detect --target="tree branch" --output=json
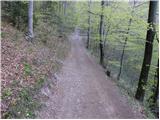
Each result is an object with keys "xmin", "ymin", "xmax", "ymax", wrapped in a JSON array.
[
  {"xmin": 134, "ymin": 2, "xmax": 148, "ymax": 8},
  {"xmin": 88, "ymin": 10, "xmax": 100, "ymax": 16}
]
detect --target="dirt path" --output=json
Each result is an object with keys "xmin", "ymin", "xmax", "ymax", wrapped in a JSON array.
[{"xmin": 36, "ymin": 30, "xmax": 143, "ymax": 119}]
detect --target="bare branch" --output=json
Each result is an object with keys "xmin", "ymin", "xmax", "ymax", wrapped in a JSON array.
[
  {"xmin": 88, "ymin": 10, "xmax": 100, "ymax": 16},
  {"xmin": 134, "ymin": 2, "xmax": 148, "ymax": 8}
]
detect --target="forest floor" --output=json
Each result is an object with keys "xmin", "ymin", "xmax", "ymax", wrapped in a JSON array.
[
  {"xmin": 35, "ymin": 29, "xmax": 145, "ymax": 119},
  {"xmin": 1, "ymin": 22, "xmax": 69, "ymax": 118}
]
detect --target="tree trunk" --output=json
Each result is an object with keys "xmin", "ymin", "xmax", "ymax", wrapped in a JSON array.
[
  {"xmin": 86, "ymin": 0, "xmax": 91, "ymax": 49},
  {"xmin": 99, "ymin": 0, "xmax": 104, "ymax": 65},
  {"xmin": 28, "ymin": 0, "xmax": 34, "ymax": 39},
  {"xmin": 117, "ymin": 1, "xmax": 136, "ymax": 80},
  {"xmin": 149, "ymin": 59, "xmax": 159, "ymax": 104},
  {"xmin": 153, "ymin": 59, "xmax": 159, "ymax": 105},
  {"xmin": 147, "ymin": 59, "xmax": 159, "ymax": 117},
  {"xmin": 63, "ymin": 1, "xmax": 67, "ymax": 17},
  {"xmin": 154, "ymin": 60, "xmax": 159, "ymax": 118},
  {"xmin": 117, "ymin": 18, "xmax": 132, "ymax": 80},
  {"xmin": 135, "ymin": 1, "xmax": 158, "ymax": 101}
]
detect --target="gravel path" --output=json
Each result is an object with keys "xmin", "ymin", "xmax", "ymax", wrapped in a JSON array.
[{"xmin": 36, "ymin": 30, "xmax": 143, "ymax": 119}]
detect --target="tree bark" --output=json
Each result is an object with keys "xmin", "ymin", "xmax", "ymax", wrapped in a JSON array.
[
  {"xmin": 99, "ymin": 0, "xmax": 104, "ymax": 65},
  {"xmin": 28, "ymin": 0, "xmax": 34, "ymax": 39},
  {"xmin": 135, "ymin": 1, "xmax": 158, "ymax": 101},
  {"xmin": 87, "ymin": 0, "xmax": 91, "ymax": 49}
]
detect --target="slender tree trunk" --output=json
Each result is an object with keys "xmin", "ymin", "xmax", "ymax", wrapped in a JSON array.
[
  {"xmin": 63, "ymin": 1, "xmax": 67, "ymax": 17},
  {"xmin": 28, "ymin": 0, "xmax": 34, "ymax": 38},
  {"xmin": 155, "ymin": 78, "xmax": 159, "ymax": 118},
  {"xmin": 117, "ymin": 1, "xmax": 136, "ymax": 80},
  {"xmin": 99, "ymin": 0, "xmax": 104, "ymax": 65},
  {"xmin": 135, "ymin": 1, "xmax": 158, "ymax": 101},
  {"xmin": 87, "ymin": 0, "xmax": 91, "ymax": 49},
  {"xmin": 62, "ymin": 1, "xmax": 67, "ymax": 32},
  {"xmin": 147, "ymin": 59, "xmax": 159, "ymax": 117},
  {"xmin": 150, "ymin": 59, "xmax": 159, "ymax": 102},
  {"xmin": 103, "ymin": 23, "xmax": 106, "ymax": 45},
  {"xmin": 58, "ymin": 2, "xmax": 61, "ymax": 14},
  {"xmin": 153, "ymin": 59, "xmax": 159, "ymax": 105},
  {"xmin": 117, "ymin": 18, "xmax": 132, "ymax": 80}
]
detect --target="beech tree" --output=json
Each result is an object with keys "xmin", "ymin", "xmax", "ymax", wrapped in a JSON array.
[{"xmin": 135, "ymin": 1, "xmax": 158, "ymax": 101}]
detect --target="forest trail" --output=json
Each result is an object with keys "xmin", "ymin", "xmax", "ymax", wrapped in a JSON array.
[{"xmin": 36, "ymin": 29, "xmax": 143, "ymax": 119}]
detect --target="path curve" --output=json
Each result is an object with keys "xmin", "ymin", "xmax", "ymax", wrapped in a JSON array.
[{"xmin": 36, "ymin": 30, "xmax": 143, "ymax": 119}]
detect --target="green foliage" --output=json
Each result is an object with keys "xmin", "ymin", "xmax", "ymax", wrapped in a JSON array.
[
  {"xmin": 35, "ymin": 78, "xmax": 45, "ymax": 89},
  {"xmin": 2, "ymin": 1, "xmax": 72, "ymax": 119},
  {"xmin": 1, "ymin": 32, "xmax": 7, "ymax": 38},
  {"xmin": 1, "ymin": 1, "xmax": 158, "ymax": 118},
  {"xmin": 4, "ymin": 88, "xmax": 39, "ymax": 118},
  {"xmin": 2, "ymin": 1, "xmax": 28, "ymax": 30},
  {"xmin": 75, "ymin": 1, "xmax": 158, "ymax": 118},
  {"xmin": 2, "ymin": 88, "xmax": 12, "ymax": 99},
  {"xmin": 3, "ymin": 77, "xmax": 47, "ymax": 119},
  {"xmin": 23, "ymin": 62, "xmax": 32, "ymax": 76}
]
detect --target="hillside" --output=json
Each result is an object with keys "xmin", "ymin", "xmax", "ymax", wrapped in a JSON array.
[{"xmin": 1, "ymin": 22, "xmax": 70, "ymax": 118}]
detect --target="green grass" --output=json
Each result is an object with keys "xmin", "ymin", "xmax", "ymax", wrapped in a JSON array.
[
  {"xmin": 1, "ymin": 32, "xmax": 7, "ymax": 38},
  {"xmin": 23, "ymin": 62, "xmax": 32, "ymax": 76},
  {"xmin": 2, "ymin": 88, "xmax": 12, "ymax": 100},
  {"xmin": 3, "ymin": 77, "xmax": 46, "ymax": 119}
]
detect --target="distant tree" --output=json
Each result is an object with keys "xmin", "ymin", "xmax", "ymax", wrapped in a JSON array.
[
  {"xmin": 28, "ymin": 0, "xmax": 34, "ymax": 39},
  {"xmin": 148, "ymin": 58, "xmax": 159, "ymax": 117},
  {"xmin": 117, "ymin": 1, "xmax": 135, "ymax": 80},
  {"xmin": 86, "ymin": 0, "xmax": 91, "ymax": 49},
  {"xmin": 135, "ymin": 1, "xmax": 158, "ymax": 101},
  {"xmin": 63, "ymin": 1, "xmax": 67, "ymax": 17},
  {"xmin": 2, "ymin": 1, "xmax": 28, "ymax": 30},
  {"xmin": 153, "ymin": 59, "xmax": 159, "ymax": 117},
  {"xmin": 99, "ymin": 0, "xmax": 105, "ymax": 65}
]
